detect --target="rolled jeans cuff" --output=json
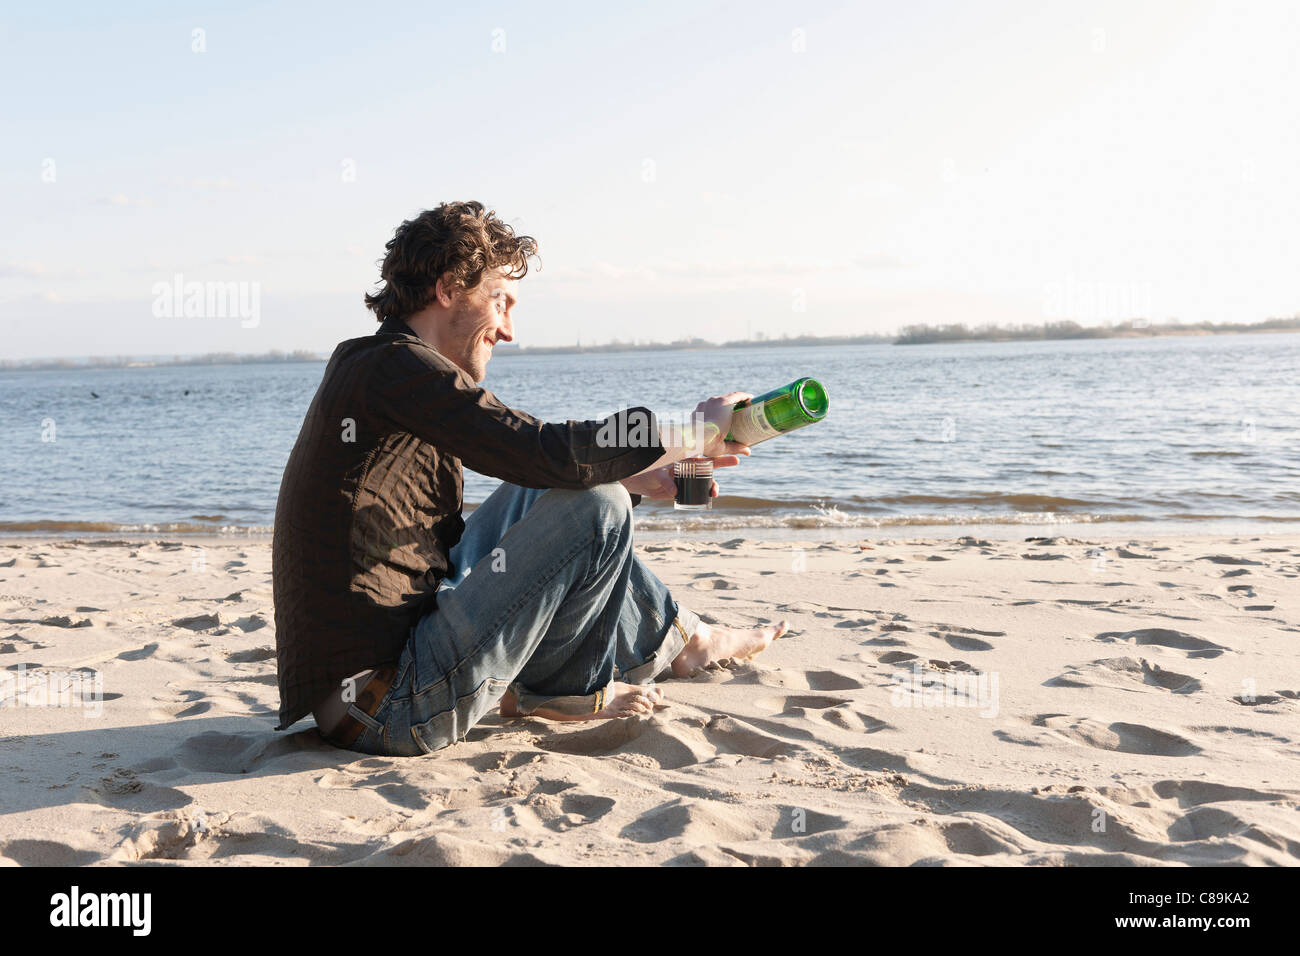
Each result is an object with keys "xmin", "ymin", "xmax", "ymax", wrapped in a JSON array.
[{"xmin": 507, "ymin": 605, "xmax": 701, "ymax": 715}]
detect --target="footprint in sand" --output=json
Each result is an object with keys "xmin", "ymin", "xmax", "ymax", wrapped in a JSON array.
[
  {"xmin": 1098, "ymin": 779, "xmax": 1291, "ymax": 847},
  {"xmin": 0, "ymin": 839, "xmax": 100, "ymax": 866},
  {"xmin": 701, "ymin": 714, "xmax": 805, "ymax": 759},
  {"xmin": 877, "ymin": 650, "xmax": 919, "ymax": 665},
  {"xmin": 747, "ymin": 666, "xmax": 865, "ymax": 692},
  {"xmin": 930, "ymin": 624, "xmax": 1004, "ymax": 652},
  {"xmin": 755, "ymin": 693, "xmax": 852, "ymax": 713},
  {"xmin": 172, "ymin": 613, "xmax": 221, "ymax": 631},
  {"xmin": 861, "ymin": 634, "xmax": 909, "ymax": 647},
  {"xmin": 1, "ymin": 634, "xmax": 49, "ymax": 652},
  {"xmin": 316, "ymin": 768, "xmax": 431, "ymax": 810},
  {"xmin": 174, "ymin": 730, "xmax": 333, "ymax": 774},
  {"xmin": 766, "ymin": 807, "xmax": 850, "ymax": 841},
  {"xmin": 924, "ymin": 659, "xmax": 980, "ymax": 673},
  {"xmin": 109, "ymin": 809, "xmax": 240, "ymax": 863},
  {"xmin": 1116, "ymin": 548, "xmax": 1156, "ymax": 559},
  {"xmin": 534, "ymin": 717, "xmax": 705, "ymax": 771},
  {"xmin": 1142, "ymin": 780, "xmax": 1290, "ymax": 808},
  {"xmin": 1095, "ymin": 627, "xmax": 1228, "ymax": 659},
  {"xmin": 82, "ymin": 769, "xmax": 192, "ymax": 815},
  {"xmin": 228, "ymin": 671, "xmax": 277, "ymax": 686},
  {"xmin": 691, "ymin": 576, "xmax": 739, "ymax": 590},
  {"xmin": 752, "ymin": 693, "xmax": 890, "ymax": 733},
  {"xmin": 228, "ymin": 614, "xmax": 271, "ymax": 632},
  {"xmin": 1189, "ymin": 724, "xmax": 1292, "ymax": 744},
  {"xmin": 805, "ymin": 669, "xmax": 866, "ymax": 691},
  {"xmin": 821, "ymin": 708, "xmax": 891, "ymax": 732},
  {"xmin": 620, "ymin": 799, "xmax": 765, "ymax": 844},
  {"xmin": 225, "ymin": 646, "xmax": 275, "ymax": 664},
  {"xmin": 150, "ymin": 699, "xmax": 216, "ymax": 720},
  {"xmin": 1025, "ymin": 715, "xmax": 1201, "ymax": 757},
  {"xmin": 555, "ymin": 791, "xmax": 617, "ymax": 824},
  {"xmin": 34, "ymin": 615, "xmax": 93, "ymax": 628},
  {"xmin": 1045, "ymin": 657, "xmax": 1203, "ymax": 694},
  {"xmin": 1230, "ymin": 694, "xmax": 1288, "ymax": 707}
]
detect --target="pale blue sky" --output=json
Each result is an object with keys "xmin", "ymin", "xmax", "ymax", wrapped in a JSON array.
[{"xmin": 2, "ymin": 0, "xmax": 1297, "ymax": 359}]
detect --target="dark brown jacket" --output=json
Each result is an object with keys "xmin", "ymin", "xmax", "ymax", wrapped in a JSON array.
[{"xmin": 272, "ymin": 318, "xmax": 663, "ymax": 729}]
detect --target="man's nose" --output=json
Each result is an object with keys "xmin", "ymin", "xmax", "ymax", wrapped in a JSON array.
[{"xmin": 500, "ymin": 313, "xmax": 514, "ymax": 342}]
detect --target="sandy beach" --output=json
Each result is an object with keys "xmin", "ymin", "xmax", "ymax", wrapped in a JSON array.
[{"xmin": 1, "ymin": 532, "xmax": 1297, "ymax": 866}]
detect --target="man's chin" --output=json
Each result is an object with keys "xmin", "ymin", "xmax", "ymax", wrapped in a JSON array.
[{"xmin": 449, "ymin": 352, "xmax": 487, "ymax": 382}]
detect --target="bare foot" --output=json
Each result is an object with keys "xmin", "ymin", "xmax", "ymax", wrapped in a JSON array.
[
  {"xmin": 670, "ymin": 619, "xmax": 788, "ymax": 678},
  {"xmin": 499, "ymin": 682, "xmax": 665, "ymax": 721}
]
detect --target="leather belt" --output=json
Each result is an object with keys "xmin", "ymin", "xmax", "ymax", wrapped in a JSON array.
[{"xmin": 323, "ymin": 665, "xmax": 398, "ymax": 749}]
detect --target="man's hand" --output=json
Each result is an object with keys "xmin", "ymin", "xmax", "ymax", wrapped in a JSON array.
[
  {"xmin": 630, "ymin": 391, "xmax": 753, "ymax": 480},
  {"xmin": 620, "ymin": 453, "xmax": 747, "ymax": 500},
  {"xmin": 694, "ymin": 392, "xmax": 753, "ymax": 459}
]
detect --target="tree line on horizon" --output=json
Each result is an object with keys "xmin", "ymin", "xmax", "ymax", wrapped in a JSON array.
[
  {"xmin": 893, "ymin": 315, "xmax": 1300, "ymax": 345},
  {"xmin": 0, "ymin": 349, "xmax": 323, "ymax": 371},
  {"xmin": 4, "ymin": 316, "xmax": 1297, "ymax": 370}
]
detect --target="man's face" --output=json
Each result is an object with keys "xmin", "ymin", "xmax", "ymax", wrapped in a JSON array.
[{"xmin": 443, "ymin": 268, "xmax": 518, "ymax": 383}]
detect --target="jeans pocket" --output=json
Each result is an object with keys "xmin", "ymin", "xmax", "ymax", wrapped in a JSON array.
[
  {"xmin": 410, "ymin": 677, "xmax": 511, "ymax": 754},
  {"xmin": 352, "ymin": 723, "xmax": 383, "ymax": 755}
]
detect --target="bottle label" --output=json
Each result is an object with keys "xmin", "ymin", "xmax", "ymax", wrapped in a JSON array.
[{"xmin": 728, "ymin": 403, "xmax": 780, "ymax": 445}]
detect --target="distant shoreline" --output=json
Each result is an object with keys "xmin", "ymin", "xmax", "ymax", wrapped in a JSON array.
[{"xmin": 2, "ymin": 317, "xmax": 1296, "ymax": 371}]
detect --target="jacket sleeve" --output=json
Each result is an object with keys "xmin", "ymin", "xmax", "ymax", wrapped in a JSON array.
[{"xmin": 368, "ymin": 340, "xmax": 665, "ymax": 489}]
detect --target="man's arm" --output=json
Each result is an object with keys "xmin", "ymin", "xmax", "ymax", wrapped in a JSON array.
[{"xmin": 368, "ymin": 342, "xmax": 665, "ymax": 488}]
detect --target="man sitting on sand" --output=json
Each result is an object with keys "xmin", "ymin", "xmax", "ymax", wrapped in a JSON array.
[{"xmin": 272, "ymin": 201, "xmax": 787, "ymax": 756}]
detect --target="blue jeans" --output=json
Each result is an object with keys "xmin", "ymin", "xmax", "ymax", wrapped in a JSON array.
[{"xmin": 351, "ymin": 481, "xmax": 701, "ymax": 757}]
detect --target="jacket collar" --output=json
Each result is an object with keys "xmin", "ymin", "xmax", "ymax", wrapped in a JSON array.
[{"xmin": 377, "ymin": 316, "xmax": 418, "ymax": 339}]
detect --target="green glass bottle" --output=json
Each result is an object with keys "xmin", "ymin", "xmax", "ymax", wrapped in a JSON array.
[{"xmin": 725, "ymin": 377, "xmax": 829, "ymax": 446}]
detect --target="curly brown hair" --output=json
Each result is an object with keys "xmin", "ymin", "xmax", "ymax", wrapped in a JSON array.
[{"xmin": 364, "ymin": 201, "xmax": 539, "ymax": 321}]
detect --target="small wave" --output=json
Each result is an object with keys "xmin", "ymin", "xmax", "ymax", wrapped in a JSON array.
[
  {"xmin": 715, "ymin": 494, "xmax": 846, "ymax": 510},
  {"xmin": 658, "ymin": 492, "xmax": 1121, "ymax": 512},
  {"xmin": 1164, "ymin": 513, "xmax": 1300, "ymax": 522},
  {"xmin": 864, "ymin": 492, "xmax": 1103, "ymax": 510},
  {"xmin": 0, "ymin": 520, "xmax": 273, "ymax": 535},
  {"xmin": 631, "ymin": 510, "xmax": 1147, "ymax": 530}
]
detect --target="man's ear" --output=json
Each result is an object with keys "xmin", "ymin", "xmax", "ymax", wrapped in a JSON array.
[{"xmin": 434, "ymin": 274, "xmax": 456, "ymax": 308}]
